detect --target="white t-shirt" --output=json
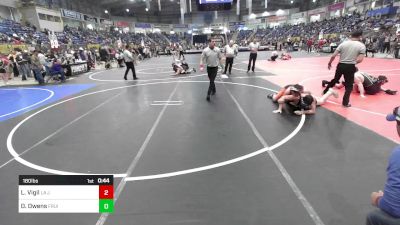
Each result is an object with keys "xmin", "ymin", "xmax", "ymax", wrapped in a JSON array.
[
  {"xmin": 201, "ymin": 47, "xmax": 222, "ymax": 67},
  {"xmin": 249, "ymin": 42, "xmax": 259, "ymax": 53},
  {"xmin": 38, "ymin": 53, "xmax": 47, "ymax": 65},
  {"xmin": 224, "ymin": 45, "xmax": 235, "ymax": 57},
  {"xmin": 123, "ymin": 49, "xmax": 134, "ymax": 62}
]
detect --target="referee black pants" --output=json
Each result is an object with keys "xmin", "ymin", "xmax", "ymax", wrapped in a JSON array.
[
  {"xmin": 224, "ymin": 57, "xmax": 234, "ymax": 74},
  {"xmin": 383, "ymin": 42, "xmax": 390, "ymax": 53},
  {"xmin": 207, "ymin": 66, "xmax": 218, "ymax": 95},
  {"xmin": 248, "ymin": 53, "xmax": 257, "ymax": 72},
  {"xmin": 323, "ymin": 63, "xmax": 356, "ymax": 106},
  {"xmin": 179, "ymin": 51, "xmax": 185, "ymax": 60},
  {"xmin": 124, "ymin": 61, "xmax": 137, "ymax": 79}
]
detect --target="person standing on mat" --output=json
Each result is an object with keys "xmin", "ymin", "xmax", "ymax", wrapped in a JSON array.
[
  {"xmin": 323, "ymin": 30, "xmax": 366, "ymax": 107},
  {"xmin": 366, "ymin": 106, "xmax": 400, "ymax": 225},
  {"xmin": 200, "ymin": 39, "xmax": 222, "ymax": 101},
  {"xmin": 178, "ymin": 44, "xmax": 185, "ymax": 60},
  {"xmin": 123, "ymin": 45, "xmax": 137, "ymax": 80},
  {"xmin": 247, "ymin": 39, "xmax": 259, "ymax": 73},
  {"xmin": 223, "ymin": 40, "xmax": 236, "ymax": 75}
]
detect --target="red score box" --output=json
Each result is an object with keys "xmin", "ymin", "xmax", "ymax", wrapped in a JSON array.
[{"xmin": 99, "ymin": 185, "xmax": 114, "ymax": 199}]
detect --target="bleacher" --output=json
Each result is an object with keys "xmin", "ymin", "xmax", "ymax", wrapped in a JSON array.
[{"xmin": 0, "ymin": 11, "xmax": 398, "ymax": 51}]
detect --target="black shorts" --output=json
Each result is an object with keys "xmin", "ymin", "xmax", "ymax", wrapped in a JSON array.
[
  {"xmin": 365, "ymin": 84, "xmax": 381, "ymax": 95},
  {"xmin": 182, "ymin": 63, "xmax": 189, "ymax": 71},
  {"xmin": 285, "ymin": 102, "xmax": 301, "ymax": 112},
  {"xmin": 173, "ymin": 65, "xmax": 178, "ymax": 72}
]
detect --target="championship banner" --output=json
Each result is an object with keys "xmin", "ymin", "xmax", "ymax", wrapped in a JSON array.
[
  {"xmin": 49, "ymin": 32, "xmax": 59, "ymax": 49},
  {"xmin": 116, "ymin": 21, "xmax": 129, "ymax": 27},
  {"xmin": 135, "ymin": 23, "xmax": 151, "ymax": 28},
  {"xmin": 61, "ymin": 9, "xmax": 82, "ymax": 21},
  {"xmin": 229, "ymin": 21, "xmax": 245, "ymax": 29},
  {"xmin": 266, "ymin": 16, "xmax": 287, "ymax": 22},
  {"xmin": 328, "ymin": 2, "xmax": 345, "ymax": 11},
  {"xmin": 319, "ymin": 30, "xmax": 324, "ymax": 40},
  {"xmin": 0, "ymin": 44, "xmax": 10, "ymax": 54},
  {"xmin": 291, "ymin": 12, "xmax": 306, "ymax": 19},
  {"xmin": 173, "ymin": 24, "xmax": 189, "ymax": 29},
  {"xmin": 153, "ymin": 24, "xmax": 171, "ymax": 29},
  {"xmin": 291, "ymin": 37, "xmax": 301, "ymax": 42},
  {"xmin": 0, "ymin": 44, "xmax": 28, "ymax": 54},
  {"xmin": 100, "ymin": 19, "xmax": 113, "ymax": 26},
  {"xmin": 87, "ymin": 44, "xmax": 100, "ymax": 50},
  {"xmin": 229, "ymin": 21, "xmax": 245, "ymax": 26},
  {"xmin": 83, "ymin": 15, "xmax": 98, "ymax": 23},
  {"xmin": 308, "ymin": 7, "xmax": 327, "ymax": 16},
  {"xmin": 323, "ymin": 33, "xmax": 338, "ymax": 39}
]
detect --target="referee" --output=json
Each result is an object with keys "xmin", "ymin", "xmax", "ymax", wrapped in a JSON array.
[
  {"xmin": 323, "ymin": 30, "xmax": 366, "ymax": 107},
  {"xmin": 123, "ymin": 45, "xmax": 138, "ymax": 80},
  {"xmin": 200, "ymin": 39, "xmax": 222, "ymax": 101},
  {"xmin": 247, "ymin": 39, "xmax": 259, "ymax": 73}
]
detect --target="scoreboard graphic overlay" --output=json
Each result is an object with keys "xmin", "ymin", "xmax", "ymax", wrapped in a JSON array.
[
  {"xmin": 19, "ymin": 175, "xmax": 114, "ymax": 213},
  {"xmin": 199, "ymin": 0, "xmax": 233, "ymax": 3}
]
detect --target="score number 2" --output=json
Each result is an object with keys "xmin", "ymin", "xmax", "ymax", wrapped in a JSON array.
[{"xmin": 99, "ymin": 185, "xmax": 114, "ymax": 199}]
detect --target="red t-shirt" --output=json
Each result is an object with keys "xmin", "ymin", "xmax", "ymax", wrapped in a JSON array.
[{"xmin": 318, "ymin": 40, "xmax": 324, "ymax": 47}]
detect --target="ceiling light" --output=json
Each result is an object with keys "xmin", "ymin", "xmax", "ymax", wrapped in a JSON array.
[
  {"xmin": 126, "ymin": 9, "xmax": 129, "ymax": 12},
  {"xmin": 276, "ymin": 9, "xmax": 284, "ymax": 15},
  {"xmin": 104, "ymin": 10, "xmax": 108, "ymax": 14},
  {"xmin": 262, "ymin": 11, "xmax": 270, "ymax": 16},
  {"xmin": 145, "ymin": 8, "xmax": 149, "ymax": 11},
  {"xmin": 290, "ymin": 0, "xmax": 293, "ymax": 3}
]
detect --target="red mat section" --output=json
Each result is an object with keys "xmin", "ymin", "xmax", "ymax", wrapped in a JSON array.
[{"xmin": 251, "ymin": 57, "xmax": 400, "ymax": 143}]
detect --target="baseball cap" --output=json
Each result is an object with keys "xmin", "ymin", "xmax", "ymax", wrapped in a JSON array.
[{"xmin": 386, "ymin": 106, "xmax": 400, "ymax": 122}]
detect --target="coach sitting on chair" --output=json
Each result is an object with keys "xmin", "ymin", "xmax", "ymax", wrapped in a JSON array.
[
  {"xmin": 367, "ymin": 106, "xmax": 400, "ymax": 225},
  {"xmin": 51, "ymin": 59, "xmax": 66, "ymax": 82}
]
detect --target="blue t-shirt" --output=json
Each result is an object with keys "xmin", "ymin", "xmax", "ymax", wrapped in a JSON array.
[
  {"xmin": 379, "ymin": 146, "xmax": 400, "ymax": 218},
  {"xmin": 51, "ymin": 63, "xmax": 63, "ymax": 73}
]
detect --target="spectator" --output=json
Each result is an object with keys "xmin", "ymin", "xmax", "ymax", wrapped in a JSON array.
[
  {"xmin": 17, "ymin": 50, "xmax": 31, "ymax": 80},
  {"xmin": 0, "ymin": 56, "xmax": 10, "ymax": 85},
  {"xmin": 30, "ymin": 50, "xmax": 44, "ymax": 85},
  {"xmin": 367, "ymin": 106, "xmax": 400, "ymax": 225}
]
